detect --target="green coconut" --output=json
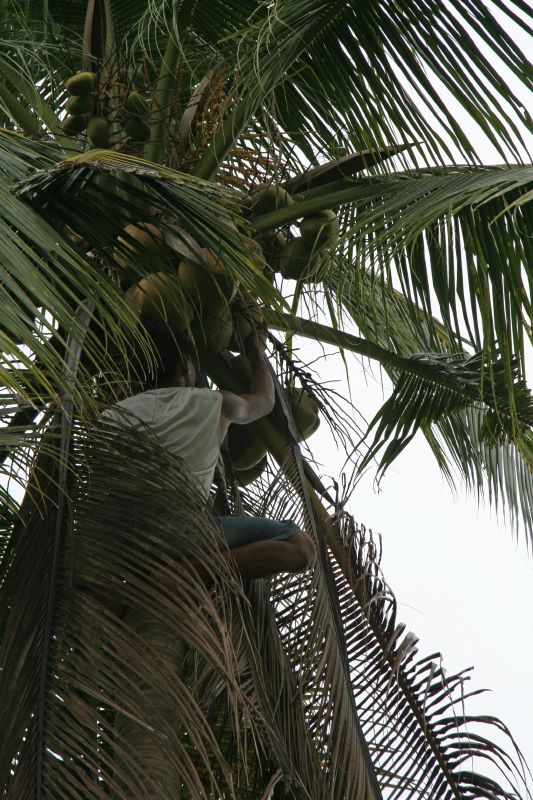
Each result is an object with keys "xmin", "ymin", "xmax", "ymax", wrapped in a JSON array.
[
  {"xmin": 65, "ymin": 71, "xmax": 95, "ymax": 96},
  {"xmin": 299, "ymin": 209, "xmax": 339, "ymax": 247},
  {"xmin": 128, "ymin": 64, "xmax": 148, "ymax": 91},
  {"xmin": 113, "ymin": 223, "xmax": 165, "ymax": 269},
  {"xmin": 61, "ymin": 114, "xmax": 88, "ymax": 135},
  {"xmin": 65, "ymin": 94, "xmax": 92, "ymax": 116},
  {"xmin": 259, "ymin": 229, "xmax": 287, "ymax": 272},
  {"xmin": 87, "ymin": 117, "xmax": 110, "ymax": 148},
  {"xmin": 245, "ymin": 237, "xmax": 267, "ymax": 273},
  {"xmin": 124, "ymin": 116, "xmax": 151, "ymax": 141},
  {"xmin": 126, "ymin": 272, "xmax": 192, "ymax": 330},
  {"xmin": 228, "ymin": 293, "xmax": 265, "ymax": 352},
  {"xmin": 235, "ymin": 455, "xmax": 267, "ymax": 486},
  {"xmin": 285, "ymin": 386, "xmax": 320, "ymax": 441},
  {"xmin": 125, "ymin": 91, "xmax": 150, "ymax": 117},
  {"xmin": 278, "ymin": 236, "xmax": 318, "ymax": 281},
  {"xmin": 228, "ymin": 422, "xmax": 267, "ymax": 470},
  {"xmin": 179, "ymin": 250, "xmax": 237, "ymax": 313},
  {"xmin": 249, "ymin": 184, "xmax": 294, "ymax": 216},
  {"xmin": 190, "ymin": 307, "xmax": 233, "ymax": 354}
]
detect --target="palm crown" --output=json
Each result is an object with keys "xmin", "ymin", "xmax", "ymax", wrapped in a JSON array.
[{"xmin": 0, "ymin": 0, "xmax": 532, "ymax": 798}]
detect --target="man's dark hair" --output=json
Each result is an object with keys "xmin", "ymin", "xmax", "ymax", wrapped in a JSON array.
[{"xmin": 130, "ymin": 319, "xmax": 194, "ymax": 391}]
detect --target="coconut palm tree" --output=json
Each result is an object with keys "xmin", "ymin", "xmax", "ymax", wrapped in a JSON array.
[{"xmin": 0, "ymin": 0, "xmax": 532, "ymax": 797}]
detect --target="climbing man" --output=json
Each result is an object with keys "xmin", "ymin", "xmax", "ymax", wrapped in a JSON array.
[{"xmin": 102, "ymin": 320, "xmax": 315, "ymax": 579}]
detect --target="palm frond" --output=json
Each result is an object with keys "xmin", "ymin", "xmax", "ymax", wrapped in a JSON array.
[
  {"xmin": 15, "ymin": 149, "xmax": 280, "ymax": 304},
  {"xmin": 333, "ymin": 166, "xmax": 533, "ymax": 372},
  {"xmin": 357, "ymin": 351, "xmax": 533, "ymax": 474},
  {"xmin": 0, "ymin": 420, "xmax": 253, "ymax": 799},
  {"xmin": 156, "ymin": 0, "xmax": 533, "ymax": 175},
  {"xmin": 424, "ymin": 407, "xmax": 533, "ymax": 539},
  {"xmin": 332, "ymin": 262, "xmax": 533, "ymax": 539},
  {"xmin": 237, "ymin": 445, "xmax": 531, "ymax": 799}
]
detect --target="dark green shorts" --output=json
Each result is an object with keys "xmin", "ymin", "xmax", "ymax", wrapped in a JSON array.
[{"xmin": 217, "ymin": 516, "xmax": 299, "ymax": 549}]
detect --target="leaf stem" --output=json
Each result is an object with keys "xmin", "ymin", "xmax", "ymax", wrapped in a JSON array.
[{"xmin": 0, "ymin": 81, "xmax": 40, "ymax": 133}]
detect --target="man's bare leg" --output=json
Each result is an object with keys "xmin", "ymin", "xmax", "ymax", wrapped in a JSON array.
[{"xmin": 220, "ymin": 531, "xmax": 315, "ymax": 579}]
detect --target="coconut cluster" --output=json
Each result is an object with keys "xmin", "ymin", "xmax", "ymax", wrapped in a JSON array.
[
  {"xmin": 113, "ymin": 218, "xmax": 321, "ymax": 482},
  {"xmin": 247, "ymin": 184, "xmax": 339, "ymax": 284},
  {"xmin": 114, "ymin": 223, "xmax": 260, "ymax": 357},
  {"xmin": 60, "ymin": 71, "xmax": 151, "ymax": 148}
]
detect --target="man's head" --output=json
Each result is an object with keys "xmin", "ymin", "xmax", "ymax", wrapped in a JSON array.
[{"xmin": 131, "ymin": 320, "xmax": 196, "ymax": 390}]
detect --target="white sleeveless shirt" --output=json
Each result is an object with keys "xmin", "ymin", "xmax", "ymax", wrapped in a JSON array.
[{"xmin": 101, "ymin": 387, "xmax": 223, "ymax": 500}]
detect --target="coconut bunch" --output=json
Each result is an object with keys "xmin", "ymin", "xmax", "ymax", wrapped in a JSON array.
[
  {"xmin": 246, "ymin": 184, "xmax": 339, "ymax": 283},
  {"xmin": 60, "ymin": 69, "xmax": 152, "ymax": 149},
  {"xmin": 114, "ymin": 222, "xmax": 253, "ymax": 357}
]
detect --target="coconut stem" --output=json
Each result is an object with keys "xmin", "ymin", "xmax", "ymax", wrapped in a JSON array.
[
  {"xmin": 145, "ymin": 0, "xmax": 196, "ymax": 166},
  {"xmin": 145, "ymin": 34, "xmax": 181, "ymax": 164}
]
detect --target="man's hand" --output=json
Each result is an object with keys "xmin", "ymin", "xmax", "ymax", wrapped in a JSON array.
[
  {"xmin": 244, "ymin": 324, "xmax": 268, "ymax": 363},
  {"xmin": 219, "ymin": 323, "xmax": 275, "ymax": 437}
]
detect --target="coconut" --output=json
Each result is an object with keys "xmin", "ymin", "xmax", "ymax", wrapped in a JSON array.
[
  {"xmin": 228, "ymin": 292, "xmax": 265, "ymax": 352},
  {"xmin": 179, "ymin": 249, "xmax": 236, "ymax": 313},
  {"xmin": 65, "ymin": 94, "xmax": 92, "ymax": 116},
  {"xmin": 124, "ymin": 116, "xmax": 150, "ymax": 141},
  {"xmin": 128, "ymin": 64, "xmax": 148, "ymax": 91},
  {"xmin": 228, "ymin": 422, "xmax": 267, "ymax": 470},
  {"xmin": 235, "ymin": 455, "xmax": 267, "ymax": 486},
  {"xmin": 124, "ymin": 91, "xmax": 150, "ymax": 117},
  {"xmin": 113, "ymin": 223, "xmax": 165, "ymax": 270},
  {"xmin": 87, "ymin": 117, "xmax": 109, "ymax": 148},
  {"xmin": 190, "ymin": 306, "xmax": 233, "ymax": 354},
  {"xmin": 278, "ymin": 237, "xmax": 317, "ymax": 281},
  {"xmin": 126, "ymin": 272, "xmax": 192, "ymax": 330},
  {"xmin": 228, "ymin": 311, "xmax": 253, "ymax": 353},
  {"xmin": 61, "ymin": 114, "xmax": 87, "ymax": 135},
  {"xmin": 65, "ymin": 71, "xmax": 95, "ymax": 96},
  {"xmin": 285, "ymin": 386, "xmax": 320, "ymax": 441},
  {"xmin": 299, "ymin": 209, "xmax": 339, "ymax": 248},
  {"xmin": 259, "ymin": 229, "xmax": 287, "ymax": 272},
  {"xmin": 249, "ymin": 184, "xmax": 294, "ymax": 216},
  {"xmin": 244, "ymin": 237, "xmax": 267, "ymax": 273}
]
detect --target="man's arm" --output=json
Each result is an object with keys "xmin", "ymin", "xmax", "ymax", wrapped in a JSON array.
[{"xmin": 219, "ymin": 327, "xmax": 275, "ymax": 438}]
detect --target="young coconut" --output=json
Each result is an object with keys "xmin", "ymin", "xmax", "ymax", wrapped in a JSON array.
[
  {"xmin": 228, "ymin": 422, "xmax": 268, "ymax": 471},
  {"xmin": 124, "ymin": 116, "xmax": 150, "ymax": 141},
  {"xmin": 124, "ymin": 91, "xmax": 150, "ymax": 117},
  {"xmin": 285, "ymin": 386, "xmax": 320, "ymax": 441},
  {"xmin": 235, "ymin": 455, "xmax": 267, "ymax": 486},
  {"xmin": 278, "ymin": 236, "xmax": 318, "ymax": 281},
  {"xmin": 259, "ymin": 229, "xmax": 287, "ymax": 272},
  {"xmin": 126, "ymin": 272, "xmax": 192, "ymax": 330},
  {"xmin": 190, "ymin": 306, "xmax": 233, "ymax": 354},
  {"xmin": 113, "ymin": 223, "xmax": 165, "ymax": 270},
  {"xmin": 249, "ymin": 184, "xmax": 294, "ymax": 216},
  {"xmin": 65, "ymin": 71, "xmax": 95, "ymax": 96},
  {"xmin": 61, "ymin": 114, "xmax": 88, "ymax": 135},
  {"xmin": 65, "ymin": 94, "xmax": 92, "ymax": 116},
  {"xmin": 179, "ymin": 249, "xmax": 237, "ymax": 313},
  {"xmin": 299, "ymin": 209, "xmax": 339, "ymax": 248},
  {"xmin": 87, "ymin": 117, "xmax": 110, "ymax": 148}
]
